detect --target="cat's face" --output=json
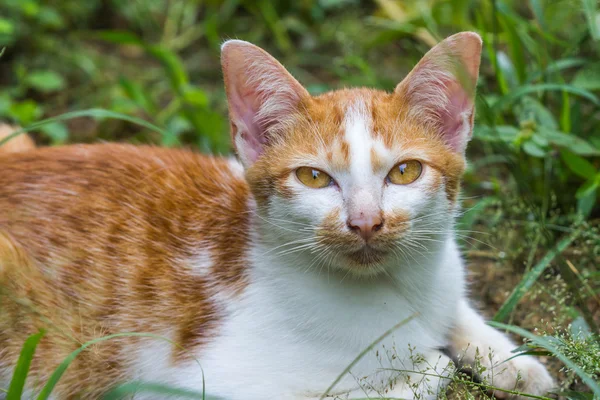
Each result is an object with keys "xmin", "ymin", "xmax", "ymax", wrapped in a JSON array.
[{"xmin": 222, "ymin": 33, "xmax": 482, "ymax": 276}]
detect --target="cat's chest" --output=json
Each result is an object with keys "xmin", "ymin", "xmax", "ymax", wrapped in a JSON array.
[
  {"xmin": 162, "ymin": 240, "xmax": 465, "ymax": 399},
  {"xmin": 187, "ymin": 253, "xmax": 461, "ymax": 398}
]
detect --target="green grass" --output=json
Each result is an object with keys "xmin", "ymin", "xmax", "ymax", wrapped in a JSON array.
[
  {"xmin": 0, "ymin": 0, "xmax": 598, "ymax": 398},
  {"xmin": 6, "ymin": 331, "xmax": 44, "ymax": 400}
]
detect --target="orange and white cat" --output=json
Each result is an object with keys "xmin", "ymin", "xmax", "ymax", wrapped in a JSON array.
[{"xmin": 0, "ymin": 32, "xmax": 554, "ymax": 399}]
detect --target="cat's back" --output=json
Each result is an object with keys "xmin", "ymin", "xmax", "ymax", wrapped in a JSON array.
[
  {"xmin": 0, "ymin": 143, "xmax": 252, "ymax": 268},
  {"xmin": 0, "ymin": 142, "xmax": 248, "ymax": 219}
]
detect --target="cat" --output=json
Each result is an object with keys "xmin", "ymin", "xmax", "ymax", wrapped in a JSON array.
[{"xmin": 0, "ymin": 32, "xmax": 554, "ymax": 399}]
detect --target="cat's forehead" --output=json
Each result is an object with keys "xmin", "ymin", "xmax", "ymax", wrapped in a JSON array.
[{"xmin": 289, "ymin": 88, "xmax": 437, "ymax": 172}]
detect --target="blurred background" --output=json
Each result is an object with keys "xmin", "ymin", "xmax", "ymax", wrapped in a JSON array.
[{"xmin": 0, "ymin": 0, "xmax": 598, "ymax": 397}]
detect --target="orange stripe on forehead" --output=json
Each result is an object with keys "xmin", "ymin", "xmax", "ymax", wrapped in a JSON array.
[
  {"xmin": 370, "ymin": 147, "xmax": 386, "ymax": 172},
  {"xmin": 329, "ymin": 139, "xmax": 350, "ymax": 171}
]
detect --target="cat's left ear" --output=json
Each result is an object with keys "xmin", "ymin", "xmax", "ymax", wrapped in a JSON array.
[
  {"xmin": 395, "ymin": 32, "xmax": 482, "ymax": 153},
  {"xmin": 221, "ymin": 40, "xmax": 309, "ymax": 167}
]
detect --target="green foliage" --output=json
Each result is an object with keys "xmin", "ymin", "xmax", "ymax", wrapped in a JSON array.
[
  {"xmin": 0, "ymin": 0, "xmax": 599, "ymax": 398},
  {"xmin": 493, "ymin": 227, "xmax": 584, "ymax": 322},
  {"xmin": 103, "ymin": 382, "xmax": 221, "ymax": 400},
  {"xmin": 7, "ymin": 331, "xmax": 44, "ymax": 400},
  {"xmin": 489, "ymin": 322, "xmax": 600, "ymax": 397}
]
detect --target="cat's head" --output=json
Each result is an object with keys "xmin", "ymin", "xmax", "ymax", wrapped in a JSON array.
[{"xmin": 221, "ymin": 32, "xmax": 482, "ymax": 277}]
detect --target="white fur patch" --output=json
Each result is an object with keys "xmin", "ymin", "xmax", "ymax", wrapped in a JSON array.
[
  {"xmin": 344, "ymin": 99, "xmax": 373, "ymax": 182},
  {"xmin": 187, "ymin": 245, "xmax": 213, "ymax": 278}
]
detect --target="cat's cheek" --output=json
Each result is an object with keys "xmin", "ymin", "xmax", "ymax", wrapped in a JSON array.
[
  {"xmin": 278, "ymin": 176, "xmax": 344, "ymax": 226},
  {"xmin": 383, "ymin": 183, "xmax": 431, "ymax": 218}
]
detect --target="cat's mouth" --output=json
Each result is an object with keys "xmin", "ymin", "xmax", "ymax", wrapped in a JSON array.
[{"xmin": 344, "ymin": 246, "xmax": 388, "ymax": 267}]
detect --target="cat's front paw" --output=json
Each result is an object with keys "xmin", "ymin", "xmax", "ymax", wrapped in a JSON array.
[{"xmin": 481, "ymin": 353, "xmax": 555, "ymax": 399}]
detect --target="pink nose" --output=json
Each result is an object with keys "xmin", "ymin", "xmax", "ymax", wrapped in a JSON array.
[{"xmin": 347, "ymin": 214, "xmax": 384, "ymax": 241}]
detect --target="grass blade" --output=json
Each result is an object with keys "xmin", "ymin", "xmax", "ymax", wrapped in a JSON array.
[
  {"xmin": 102, "ymin": 381, "xmax": 223, "ymax": 400},
  {"xmin": 7, "ymin": 330, "xmax": 45, "ymax": 400},
  {"xmin": 0, "ymin": 109, "xmax": 174, "ymax": 148},
  {"xmin": 318, "ymin": 314, "xmax": 417, "ymax": 400},
  {"xmin": 494, "ymin": 228, "xmax": 583, "ymax": 322},
  {"xmin": 458, "ymin": 197, "xmax": 497, "ymax": 233},
  {"xmin": 36, "ymin": 332, "xmax": 205, "ymax": 400},
  {"xmin": 492, "ymin": 84, "xmax": 600, "ymax": 112},
  {"xmin": 488, "ymin": 322, "xmax": 600, "ymax": 396},
  {"xmin": 526, "ymin": 58, "xmax": 587, "ymax": 83}
]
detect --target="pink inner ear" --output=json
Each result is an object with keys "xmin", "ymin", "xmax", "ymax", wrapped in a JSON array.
[
  {"xmin": 437, "ymin": 80, "xmax": 474, "ymax": 152},
  {"xmin": 396, "ymin": 33, "xmax": 482, "ymax": 154},
  {"xmin": 222, "ymin": 41, "xmax": 310, "ymax": 166},
  {"xmin": 230, "ymin": 86, "xmax": 269, "ymax": 164}
]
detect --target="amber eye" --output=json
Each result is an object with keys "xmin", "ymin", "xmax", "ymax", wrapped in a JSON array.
[
  {"xmin": 296, "ymin": 167, "xmax": 333, "ymax": 188},
  {"xmin": 387, "ymin": 160, "xmax": 423, "ymax": 185}
]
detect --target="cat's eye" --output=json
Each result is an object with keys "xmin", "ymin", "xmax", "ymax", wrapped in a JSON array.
[
  {"xmin": 296, "ymin": 167, "xmax": 333, "ymax": 189},
  {"xmin": 387, "ymin": 160, "xmax": 422, "ymax": 185}
]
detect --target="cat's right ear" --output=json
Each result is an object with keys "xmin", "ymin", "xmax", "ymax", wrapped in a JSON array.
[{"xmin": 221, "ymin": 40, "xmax": 309, "ymax": 167}]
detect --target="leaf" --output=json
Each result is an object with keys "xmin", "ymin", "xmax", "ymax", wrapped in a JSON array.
[
  {"xmin": 575, "ymin": 177, "xmax": 599, "ymax": 199},
  {"xmin": 492, "ymin": 84, "xmax": 600, "ymax": 112},
  {"xmin": 96, "ymin": 30, "xmax": 143, "ymax": 45},
  {"xmin": 560, "ymin": 150, "xmax": 597, "ymax": 179},
  {"xmin": 540, "ymin": 129, "xmax": 600, "ymax": 156},
  {"xmin": 581, "ymin": 0, "xmax": 600, "ymax": 41},
  {"xmin": 0, "ymin": 18, "xmax": 14, "ymax": 34},
  {"xmin": 527, "ymin": 58, "xmax": 587, "ymax": 83},
  {"xmin": 8, "ymin": 100, "xmax": 42, "ymax": 125},
  {"xmin": 517, "ymin": 97, "xmax": 558, "ymax": 129},
  {"xmin": 39, "ymin": 122, "xmax": 69, "ymax": 144},
  {"xmin": 529, "ymin": 0, "xmax": 546, "ymax": 29},
  {"xmin": 182, "ymin": 86, "xmax": 209, "ymax": 108},
  {"xmin": 256, "ymin": 0, "xmax": 292, "ymax": 52},
  {"xmin": 498, "ymin": 14, "xmax": 526, "ymax": 84},
  {"xmin": 577, "ymin": 189, "xmax": 597, "ymax": 217},
  {"xmin": 458, "ymin": 197, "xmax": 497, "ymax": 233},
  {"xmin": 7, "ymin": 331, "xmax": 45, "ymax": 400},
  {"xmin": 531, "ymin": 133, "xmax": 549, "ymax": 147},
  {"xmin": 118, "ymin": 77, "xmax": 156, "ymax": 114},
  {"xmin": 573, "ymin": 62, "xmax": 600, "ymax": 91},
  {"xmin": 37, "ymin": 6, "xmax": 65, "ymax": 29},
  {"xmin": 488, "ymin": 322, "xmax": 600, "ymax": 397},
  {"xmin": 522, "ymin": 140, "xmax": 547, "ymax": 158},
  {"xmin": 494, "ymin": 228, "xmax": 583, "ymax": 322},
  {"xmin": 561, "ymin": 390, "xmax": 595, "ymax": 400},
  {"xmin": 25, "ymin": 71, "xmax": 66, "ymax": 93},
  {"xmin": 473, "ymin": 125, "xmax": 519, "ymax": 142},
  {"xmin": 146, "ymin": 46, "xmax": 189, "ymax": 94},
  {"xmin": 495, "ymin": 50, "xmax": 519, "ymax": 89}
]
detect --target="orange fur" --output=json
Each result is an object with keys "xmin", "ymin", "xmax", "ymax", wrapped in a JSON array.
[{"xmin": 0, "ymin": 145, "xmax": 249, "ymax": 397}]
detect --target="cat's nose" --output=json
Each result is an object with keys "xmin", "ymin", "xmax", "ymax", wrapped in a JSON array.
[{"xmin": 347, "ymin": 214, "xmax": 384, "ymax": 242}]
